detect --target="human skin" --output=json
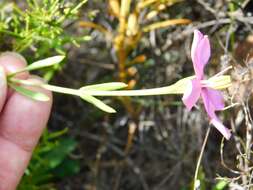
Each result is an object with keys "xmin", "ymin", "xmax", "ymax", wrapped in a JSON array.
[{"xmin": 0, "ymin": 52, "xmax": 52, "ymax": 190}]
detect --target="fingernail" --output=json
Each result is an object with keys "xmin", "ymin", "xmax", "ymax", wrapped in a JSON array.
[
  {"xmin": 0, "ymin": 52, "xmax": 27, "ymax": 64},
  {"xmin": 0, "ymin": 65, "xmax": 6, "ymax": 81},
  {"xmin": 0, "ymin": 52, "xmax": 28, "ymax": 79},
  {"xmin": 0, "ymin": 65, "xmax": 6, "ymax": 93}
]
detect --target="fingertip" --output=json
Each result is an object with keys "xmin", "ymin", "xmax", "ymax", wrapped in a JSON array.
[
  {"xmin": 0, "ymin": 66, "xmax": 7, "ymax": 112},
  {"xmin": 0, "ymin": 75, "xmax": 53, "ymax": 152},
  {"xmin": 0, "ymin": 52, "xmax": 29, "ymax": 79}
]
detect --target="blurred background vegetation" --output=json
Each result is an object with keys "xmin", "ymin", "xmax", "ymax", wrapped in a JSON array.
[{"xmin": 0, "ymin": 0, "xmax": 253, "ymax": 189}]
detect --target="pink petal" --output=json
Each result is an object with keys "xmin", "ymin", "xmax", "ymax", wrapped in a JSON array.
[
  {"xmin": 191, "ymin": 30, "xmax": 204, "ymax": 62},
  {"xmin": 191, "ymin": 30, "xmax": 211, "ymax": 79},
  {"xmin": 201, "ymin": 88, "xmax": 216, "ymax": 118},
  {"xmin": 182, "ymin": 79, "xmax": 201, "ymax": 111},
  {"xmin": 203, "ymin": 88, "xmax": 224, "ymax": 111},
  {"xmin": 211, "ymin": 118, "xmax": 231, "ymax": 140},
  {"xmin": 197, "ymin": 36, "xmax": 211, "ymax": 70},
  {"xmin": 201, "ymin": 89, "xmax": 230, "ymax": 139}
]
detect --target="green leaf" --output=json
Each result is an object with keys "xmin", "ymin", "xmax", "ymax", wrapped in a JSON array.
[
  {"xmin": 10, "ymin": 84, "xmax": 50, "ymax": 101},
  {"xmin": 9, "ymin": 56, "xmax": 65, "ymax": 77},
  {"xmin": 80, "ymin": 82, "xmax": 127, "ymax": 91},
  {"xmin": 81, "ymin": 95, "xmax": 116, "ymax": 113},
  {"xmin": 26, "ymin": 56, "xmax": 65, "ymax": 71},
  {"xmin": 212, "ymin": 180, "xmax": 228, "ymax": 190},
  {"xmin": 53, "ymin": 159, "xmax": 80, "ymax": 178},
  {"xmin": 44, "ymin": 138, "xmax": 77, "ymax": 169},
  {"xmin": 191, "ymin": 166, "xmax": 206, "ymax": 190}
]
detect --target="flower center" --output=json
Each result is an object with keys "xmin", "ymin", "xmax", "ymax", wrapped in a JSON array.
[{"xmin": 200, "ymin": 75, "xmax": 231, "ymax": 90}]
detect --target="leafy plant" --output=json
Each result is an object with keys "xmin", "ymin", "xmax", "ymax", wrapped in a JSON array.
[
  {"xmin": 18, "ymin": 129, "xmax": 79, "ymax": 190},
  {"xmin": 212, "ymin": 180, "xmax": 228, "ymax": 190},
  {"xmin": 0, "ymin": 1, "xmax": 89, "ymax": 189},
  {"xmin": 0, "ymin": 0, "xmax": 87, "ymax": 54},
  {"xmin": 0, "ymin": 0, "xmax": 89, "ymax": 80}
]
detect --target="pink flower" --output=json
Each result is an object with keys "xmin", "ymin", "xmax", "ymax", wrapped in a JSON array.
[{"xmin": 182, "ymin": 30, "xmax": 231, "ymax": 140}]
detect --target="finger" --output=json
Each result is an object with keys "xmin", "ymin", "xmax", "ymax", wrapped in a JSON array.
[
  {"xmin": 0, "ymin": 52, "xmax": 27, "ymax": 115},
  {"xmin": 0, "ymin": 66, "xmax": 7, "ymax": 114},
  {"xmin": 0, "ymin": 76, "xmax": 53, "ymax": 150},
  {"xmin": 0, "ymin": 52, "xmax": 29, "ymax": 98},
  {"xmin": 0, "ymin": 53, "xmax": 53, "ymax": 190},
  {"xmin": 0, "ymin": 77, "xmax": 52, "ymax": 190},
  {"xmin": 0, "ymin": 52, "xmax": 29, "ymax": 79}
]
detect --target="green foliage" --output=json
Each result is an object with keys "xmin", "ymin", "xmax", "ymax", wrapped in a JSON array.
[
  {"xmin": 212, "ymin": 180, "xmax": 228, "ymax": 190},
  {"xmin": 7, "ymin": 55, "xmax": 65, "ymax": 102},
  {"xmin": 191, "ymin": 166, "xmax": 207, "ymax": 190},
  {"xmin": 182, "ymin": 168, "xmax": 228, "ymax": 190},
  {"xmin": 9, "ymin": 83, "xmax": 50, "ymax": 101},
  {"xmin": 0, "ymin": 1, "xmax": 89, "ymax": 187},
  {"xmin": 18, "ymin": 129, "xmax": 80, "ymax": 190},
  {"xmin": 0, "ymin": 0, "xmax": 90, "ymax": 82},
  {"xmin": 0, "ymin": 0, "xmax": 88, "ymax": 56},
  {"xmin": 16, "ymin": 55, "xmax": 65, "ymax": 74}
]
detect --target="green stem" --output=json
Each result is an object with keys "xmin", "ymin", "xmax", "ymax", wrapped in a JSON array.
[
  {"xmin": 0, "ymin": 29, "xmax": 22, "ymax": 38},
  {"xmin": 193, "ymin": 126, "xmax": 211, "ymax": 190},
  {"xmin": 8, "ymin": 78, "xmax": 185, "ymax": 97},
  {"xmin": 81, "ymin": 85, "xmax": 183, "ymax": 96},
  {"xmin": 9, "ymin": 78, "xmax": 80, "ymax": 96},
  {"xmin": 8, "ymin": 74, "xmax": 231, "ymax": 97},
  {"xmin": 42, "ymin": 84, "xmax": 80, "ymax": 96}
]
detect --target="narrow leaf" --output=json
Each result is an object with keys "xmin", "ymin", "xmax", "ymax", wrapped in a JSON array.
[
  {"xmin": 212, "ymin": 180, "xmax": 228, "ymax": 190},
  {"xmin": 10, "ymin": 84, "xmax": 50, "ymax": 101},
  {"xmin": 120, "ymin": 0, "xmax": 131, "ymax": 17},
  {"xmin": 80, "ymin": 95, "xmax": 116, "ymax": 113},
  {"xmin": 26, "ymin": 55, "xmax": 65, "ymax": 71},
  {"xmin": 79, "ymin": 21, "xmax": 108, "ymax": 34},
  {"xmin": 80, "ymin": 82, "xmax": 127, "ymax": 91},
  {"xmin": 9, "ymin": 56, "xmax": 65, "ymax": 77},
  {"xmin": 143, "ymin": 19, "xmax": 191, "ymax": 32},
  {"xmin": 126, "ymin": 13, "xmax": 139, "ymax": 36},
  {"xmin": 108, "ymin": 0, "xmax": 120, "ymax": 17}
]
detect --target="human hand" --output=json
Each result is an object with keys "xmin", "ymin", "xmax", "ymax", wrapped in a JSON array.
[{"xmin": 0, "ymin": 52, "xmax": 52, "ymax": 190}]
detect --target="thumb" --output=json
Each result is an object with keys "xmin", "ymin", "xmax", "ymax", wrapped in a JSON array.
[{"xmin": 0, "ymin": 66, "xmax": 7, "ymax": 113}]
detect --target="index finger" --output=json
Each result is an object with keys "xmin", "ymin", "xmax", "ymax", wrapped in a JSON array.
[{"xmin": 0, "ymin": 52, "xmax": 53, "ymax": 190}]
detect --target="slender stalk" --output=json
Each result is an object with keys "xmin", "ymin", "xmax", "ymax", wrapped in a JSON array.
[
  {"xmin": 9, "ymin": 78, "xmax": 80, "ymax": 96},
  {"xmin": 9, "ymin": 78, "xmax": 185, "ymax": 97},
  {"xmin": 242, "ymin": 101, "xmax": 252, "ymax": 185},
  {"xmin": 210, "ymin": 66, "xmax": 233, "ymax": 78},
  {"xmin": 8, "ymin": 74, "xmax": 231, "ymax": 98},
  {"xmin": 42, "ymin": 84, "xmax": 80, "ymax": 96},
  {"xmin": 79, "ymin": 21, "xmax": 109, "ymax": 34},
  {"xmin": 81, "ymin": 85, "xmax": 183, "ymax": 96},
  {"xmin": 193, "ymin": 126, "xmax": 211, "ymax": 190}
]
